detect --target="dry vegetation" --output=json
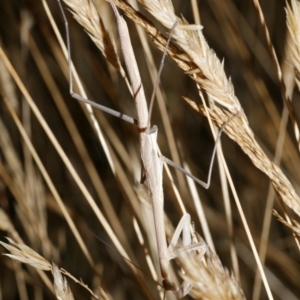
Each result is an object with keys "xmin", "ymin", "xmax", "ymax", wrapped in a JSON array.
[{"xmin": 1, "ymin": 0, "xmax": 300, "ymax": 299}]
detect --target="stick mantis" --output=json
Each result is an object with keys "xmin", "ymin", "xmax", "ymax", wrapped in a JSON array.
[{"xmin": 57, "ymin": 0, "xmax": 239, "ymax": 297}]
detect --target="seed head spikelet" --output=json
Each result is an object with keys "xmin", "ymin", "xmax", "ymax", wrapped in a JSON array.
[{"xmin": 0, "ymin": 237, "xmax": 52, "ymax": 271}]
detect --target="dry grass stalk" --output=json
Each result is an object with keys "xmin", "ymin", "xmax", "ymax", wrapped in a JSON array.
[
  {"xmin": 0, "ymin": 119, "xmax": 55, "ymax": 258},
  {"xmin": 273, "ymin": 210, "xmax": 300, "ymax": 237}
]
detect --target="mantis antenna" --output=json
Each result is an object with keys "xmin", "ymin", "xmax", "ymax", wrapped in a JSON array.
[{"xmin": 147, "ymin": 21, "xmax": 178, "ymax": 129}]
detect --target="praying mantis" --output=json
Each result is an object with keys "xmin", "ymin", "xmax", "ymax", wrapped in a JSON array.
[{"xmin": 57, "ymin": 0, "xmax": 239, "ymax": 297}]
